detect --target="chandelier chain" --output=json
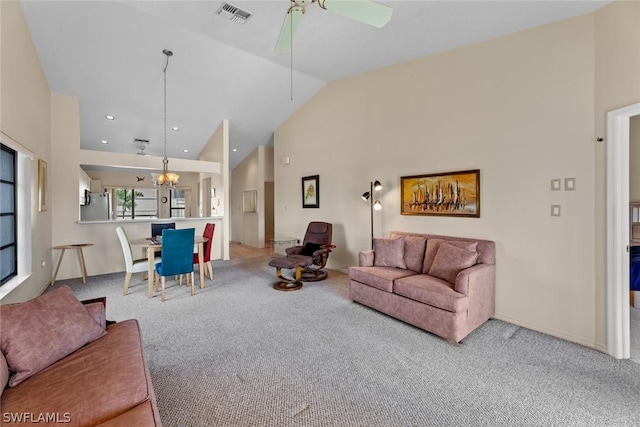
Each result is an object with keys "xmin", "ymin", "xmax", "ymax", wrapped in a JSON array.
[
  {"xmin": 152, "ymin": 49, "xmax": 179, "ymax": 187},
  {"xmin": 164, "ymin": 53, "xmax": 167, "ymax": 162}
]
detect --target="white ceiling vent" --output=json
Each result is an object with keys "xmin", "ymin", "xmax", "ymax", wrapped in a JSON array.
[{"xmin": 216, "ymin": 3, "xmax": 252, "ymax": 25}]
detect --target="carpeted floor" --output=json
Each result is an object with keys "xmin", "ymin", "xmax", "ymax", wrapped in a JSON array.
[{"xmin": 52, "ymin": 250, "xmax": 640, "ymax": 427}]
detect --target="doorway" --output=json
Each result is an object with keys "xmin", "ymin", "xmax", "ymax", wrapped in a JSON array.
[
  {"xmin": 265, "ymin": 182, "xmax": 274, "ymax": 246},
  {"xmin": 607, "ymin": 102, "xmax": 640, "ymax": 359},
  {"xmin": 630, "ymin": 115, "xmax": 640, "ymax": 362}
]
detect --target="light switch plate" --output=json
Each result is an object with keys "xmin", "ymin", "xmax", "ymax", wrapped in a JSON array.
[
  {"xmin": 551, "ymin": 205, "xmax": 561, "ymax": 217},
  {"xmin": 551, "ymin": 179, "xmax": 562, "ymax": 191},
  {"xmin": 564, "ymin": 177, "xmax": 576, "ymax": 191}
]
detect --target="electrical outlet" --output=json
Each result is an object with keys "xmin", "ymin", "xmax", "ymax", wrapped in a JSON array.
[
  {"xmin": 551, "ymin": 205, "xmax": 561, "ymax": 217},
  {"xmin": 551, "ymin": 179, "xmax": 561, "ymax": 191}
]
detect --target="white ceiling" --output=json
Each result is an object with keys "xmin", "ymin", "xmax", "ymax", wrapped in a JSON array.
[{"xmin": 20, "ymin": 0, "xmax": 610, "ymax": 170}]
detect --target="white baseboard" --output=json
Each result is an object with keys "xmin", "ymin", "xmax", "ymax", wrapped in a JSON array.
[{"xmin": 494, "ymin": 312, "xmax": 598, "ymax": 351}]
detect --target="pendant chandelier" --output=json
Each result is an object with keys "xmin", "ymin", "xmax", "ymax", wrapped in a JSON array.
[{"xmin": 151, "ymin": 49, "xmax": 179, "ymax": 187}]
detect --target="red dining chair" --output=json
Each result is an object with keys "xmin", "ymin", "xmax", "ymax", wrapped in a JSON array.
[{"xmin": 193, "ymin": 223, "xmax": 215, "ymax": 280}]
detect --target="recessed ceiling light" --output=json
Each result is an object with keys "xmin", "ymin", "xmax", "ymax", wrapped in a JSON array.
[
  {"xmin": 172, "ymin": 126, "xmax": 180, "ymax": 131},
  {"xmin": 232, "ymin": 148, "xmax": 237, "ymax": 152},
  {"xmin": 183, "ymin": 149, "xmax": 189, "ymax": 153},
  {"xmin": 100, "ymin": 140, "xmax": 108, "ymax": 144},
  {"xmin": 105, "ymin": 115, "xmax": 115, "ymax": 120}
]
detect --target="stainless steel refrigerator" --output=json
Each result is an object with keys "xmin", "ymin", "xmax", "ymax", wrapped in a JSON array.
[{"xmin": 80, "ymin": 192, "xmax": 110, "ymax": 221}]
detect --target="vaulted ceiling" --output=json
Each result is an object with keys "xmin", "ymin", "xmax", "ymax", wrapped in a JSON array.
[{"xmin": 20, "ymin": 1, "xmax": 610, "ymax": 169}]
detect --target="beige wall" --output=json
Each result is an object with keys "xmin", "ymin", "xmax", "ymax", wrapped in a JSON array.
[
  {"xmin": 0, "ymin": 1, "xmax": 52, "ymax": 303},
  {"xmin": 199, "ymin": 119, "xmax": 230, "ymax": 259},
  {"xmin": 230, "ymin": 145, "xmax": 274, "ymax": 247},
  {"xmin": 276, "ymin": 13, "xmax": 603, "ymax": 347},
  {"xmin": 593, "ymin": 0, "xmax": 640, "ymax": 349}
]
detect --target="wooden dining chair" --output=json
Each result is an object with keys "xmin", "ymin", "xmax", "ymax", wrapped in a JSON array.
[
  {"xmin": 193, "ymin": 223, "xmax": 215, "ymax": 280},
  {"xmin": 154, "ymin": 228, "xmax": 195, "ymax": 302},
  {"xmin": 116, "ymin": 226, "xmax": 149, "ymax": 295}
]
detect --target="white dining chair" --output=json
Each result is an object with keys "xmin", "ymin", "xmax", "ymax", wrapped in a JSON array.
[{"xmin": 116, "ymin": 226, "xmax": 150, "ymax": 295}]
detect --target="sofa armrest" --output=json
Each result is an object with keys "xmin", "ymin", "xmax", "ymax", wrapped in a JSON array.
[
  {"xmin": 359, "ymin": 250, "xmax": 375, "ymax": 267},
  {"xmin": 81, "ymin": 296, "xmax": 106, "ymax": 307},
  {"xmin": 454, "ymin": 264, "xmax": 495, "ymax": 296}
]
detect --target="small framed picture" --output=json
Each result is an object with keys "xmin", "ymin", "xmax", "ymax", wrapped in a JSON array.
[{"xmin": 302, "ymin": 175, "xmax": 319, "ymax": 208}]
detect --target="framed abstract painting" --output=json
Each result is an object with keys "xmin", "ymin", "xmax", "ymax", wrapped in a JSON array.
[{"xmin": 401, "ymin": 169, "xmax": 480, "ymax": 217}]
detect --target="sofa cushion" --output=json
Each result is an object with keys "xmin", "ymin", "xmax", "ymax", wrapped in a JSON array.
[
  {"xmin": 0, "ymin": 320, "xmax": 156, "ymax": 426},
  {"xmin": 349, "ymin": 266, "xmax": 416, "ymax": 293},
  {"xmin": 0, "ymin": 285, "xmax": 107, "ymax": 387},
  {"xmin": 429, "ymin": 242, "xmax": 479, "ymax": 284},
  {"xmin": 394, "ymin": 274, "xmax": 469, "ymax": 313},
  {"xmin": 422, "ymin": 238, "xmax": 478, "ymax": 273},
  {"xmin": 402, "ymin": 235, "xmax": 427, "ymax": 273},
  {"xmin": 98, "ymin": 400, "xmax": 161, "ymax": 427},
  {"xmin": 373, "ymin": 237, "xmax": 407, "ymax": 269}
]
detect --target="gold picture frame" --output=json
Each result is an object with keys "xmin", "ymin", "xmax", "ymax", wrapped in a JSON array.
[
  {"xmin": 401, "ymin": 169, "xmax": 480, "ymax": 217},
  {"xmin": 38, "ymin": 159, "xmax": 47, "ymax": 212}
]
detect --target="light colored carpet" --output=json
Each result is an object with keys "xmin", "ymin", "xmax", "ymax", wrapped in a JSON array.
[{"xmin": 52, "ymin": 253, "xmax": 640, "ymax": 427}]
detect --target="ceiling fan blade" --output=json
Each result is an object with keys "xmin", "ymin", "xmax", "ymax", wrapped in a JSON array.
[
  {"xmin": 320, "ymin": 0, "xmax": 392, "ymax": 28},
  {"xmin": 275, "ymin": 6, "xmax": 305, "ymax": 54}
]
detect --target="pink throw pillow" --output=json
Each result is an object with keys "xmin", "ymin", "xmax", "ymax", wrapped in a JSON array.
[
  {"xmin": 422, "ymin": 239, "xmax": 478, "ymax": 273},
  {"xmin": 373, "ymin": 237, "xmax": 407, "ymax": 269},
  {"xmin": 402, "ymin": 235, "xmax": 427, "ymax": 273},
  {"xmin": 428, "ymin": 242, "xmax": 479, "ymax": 284},
  {"xmin": 0, "ymin": 285, "xmax": 107, "ymax": 387}
]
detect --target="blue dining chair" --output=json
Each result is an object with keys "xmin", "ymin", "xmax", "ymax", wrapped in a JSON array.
[
  {"xmin": 151, "ymin": 222, "xmax": 175, "ymax": 238},
  {"xmin": 154, "ymin": 228, "xmax": 195, "ymax": 302}
]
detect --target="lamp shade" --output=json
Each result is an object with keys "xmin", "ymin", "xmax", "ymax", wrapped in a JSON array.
[
  {"xmin": 373, "ymin": 180, "xmax": 382, "ymax": 191},
  {"xmin": 361, "ymin": 192, "xmax": 371, "ymax": 201},
  {"xmin": 373, "ymin": 200, "xmax": 382, "ymax": 210}
]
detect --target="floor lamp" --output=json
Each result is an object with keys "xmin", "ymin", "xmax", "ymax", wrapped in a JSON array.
[{"xmin": 361, "ymin": 180, "xmax": 382, "ymax": 249}]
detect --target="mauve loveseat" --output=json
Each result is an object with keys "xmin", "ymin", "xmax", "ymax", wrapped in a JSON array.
[
  {"xmin": 1, "ymin": 286, "xmax": 162, "ymax": 426},
  {"xmin": 349, "ymin": 231, "xmax": 496, "ymax": 343}
]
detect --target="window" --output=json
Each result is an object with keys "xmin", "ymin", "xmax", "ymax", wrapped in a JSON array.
[
  {"xmin": 0, "ymin": 144, "xmax": 17, "ymax": 285},
  {"xmin": 113, "ymin": 188, "xmax": 158, "ymax": 219},
  {"xmin": 170, "ymin": 189, "xmax": 186, "ymax": 218},
  {"xmin": 0, "ymin": 134, "xmax": 33, "ymax": 300}
]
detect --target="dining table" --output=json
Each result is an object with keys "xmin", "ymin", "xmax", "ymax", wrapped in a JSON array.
[{"xmin": 131, "ymin": 236, "xmax": 208, "ymax": 298}]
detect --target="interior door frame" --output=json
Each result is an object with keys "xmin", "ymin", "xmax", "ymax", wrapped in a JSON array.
[{"xmin": 607, "ymin": 102, "xmax": 640, "ymax": 359}]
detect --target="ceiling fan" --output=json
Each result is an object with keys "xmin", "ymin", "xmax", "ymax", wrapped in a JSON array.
[{"xmin": 275, "ymin": 0, "xmax": 393, "ymax": 54}]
